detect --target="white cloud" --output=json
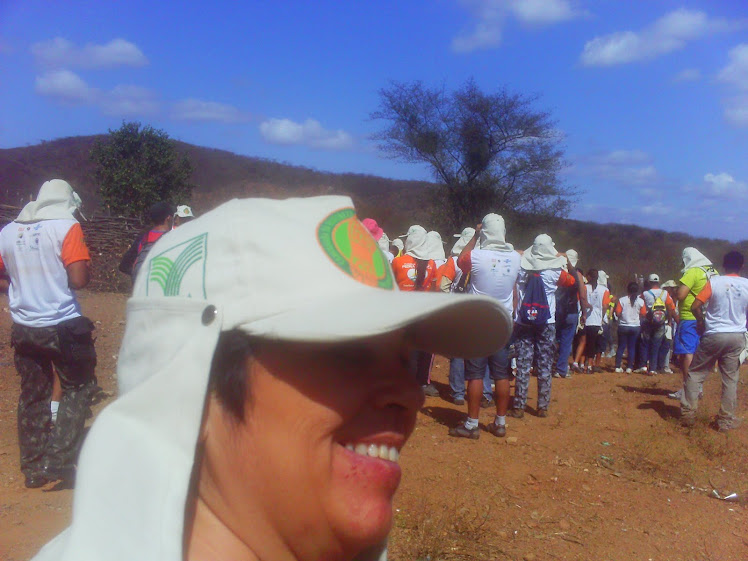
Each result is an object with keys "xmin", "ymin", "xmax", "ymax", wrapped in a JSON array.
[
  {"xmin": 35, "ymin": 69, "xmax": 158, "ymax": 115},
  {"xmin": 172, "ymin": 99, "xmax": 248, "ymax": 123},
  {"xmin": 573, "ymin": 149, "xmax": 659, "ymax": 186},
  {"xmin": 701, "ymin": 172, "xmax": 748, "ymax": 198},
  {"xmin": 452, "ymin": 0, "xmax": 583, "ymax": 53},
  {"xmin": 718, "ymin": 44, "xmax": 748, "ymax": 90},
  {"xmin": 31, "ymin": 37, "xmax": 147, "ymax": 69},
  {"xmin": 717, "ymin": 44, "xmax": 748, "ymax": 127},
  {"xmin": 259, "ymin": 118, "xmax": 354, "ymax": 150},
  {"xmin": 35, "ymin": 69, "xmax": 96, "ymax": 103},
  {"xmin": 101, "ymin": 85, "xmax": 159, "ymax": 116},
  {"xmin": 673, "ymin": 68, "xmax": 701, "ymax": 82},
  {"xmin": 723, "ymin": 96, "xmax": 748, "ymax": 127},
  {"xmin": 581, "ymin": 9, "xmax": 732, "ymax": 67}
]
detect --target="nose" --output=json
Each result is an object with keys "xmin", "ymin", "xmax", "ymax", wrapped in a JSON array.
[{"xmin": 371, "ymin": 355, "xmax": 425, "ymax": 414}]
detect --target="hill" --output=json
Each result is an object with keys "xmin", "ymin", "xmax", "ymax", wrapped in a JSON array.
[{"xmin": 1, "ymin": 135, "xmax": 745, "ymax": 293}]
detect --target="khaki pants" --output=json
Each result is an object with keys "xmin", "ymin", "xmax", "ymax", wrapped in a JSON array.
[{"xmin": 680, "ymin": 332, "xmax": 744, "ymax": 429}]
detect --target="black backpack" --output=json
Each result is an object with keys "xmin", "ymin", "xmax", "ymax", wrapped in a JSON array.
[
  {"xmin": 555, "ymin": 284, "xmax": 578, "ymax": 320},
  {"xmin": 519, "ymin": 273, "xmax": 551, "ymax": 325}
]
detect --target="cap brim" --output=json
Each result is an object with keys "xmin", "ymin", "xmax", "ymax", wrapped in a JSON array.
[{"xmin": 239, "ymin": 291, "xmax": 512, "ymax": 359}]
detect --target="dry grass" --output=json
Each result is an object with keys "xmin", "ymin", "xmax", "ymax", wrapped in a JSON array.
[{"xmin": 389, "ymin": 495, "xmax": 498, "ymax": 561}]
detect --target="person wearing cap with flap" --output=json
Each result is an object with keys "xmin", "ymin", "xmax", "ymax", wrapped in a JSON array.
[
  {"xmin": 671, "ymin": 248, "xmax": 718, "ymax": 399},
  {"xmin": 449, "ymin": 213, "xmax": 520, "ymax": 439},
  {"xmin": 512, "ymin": 234, "xmax": 577, "ymax": 418},
  {"xmin": 554, "ymin": 248, "xmax": 586, "ymax": 378},
  {"xmin": 0, "ymin": 179, "xmax": 97, "ymax": 489},
  {"xmin": 31, "ymin": 195, "xmax": 512, "ymax": 561}
]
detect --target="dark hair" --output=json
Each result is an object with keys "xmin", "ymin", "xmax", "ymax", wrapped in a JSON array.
[
  {"xmin": 587, "ymin": 269, "xmax": 598, "ymax": 285},
  {"xmin": 208, "ymin": 330, "xmax": 254, "ymax": 421},
  {"xmin": 627, "ymin": 281, "xmax": 639, "ymax": 305},
  {"xmin": 723, "ymin": 251, "xmax": 744, "ymax": 272},
  {"xmin": 149, "ymin": 201, "xmax": 175, "ymax": 224},
  {"xmin": 414, "ymin": 258, "xmax": 429, "ymax": 291}
]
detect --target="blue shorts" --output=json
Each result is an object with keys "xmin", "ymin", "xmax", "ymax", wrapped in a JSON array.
[{"xmin": 674, "ymin": 320, "xmax": 700, "ymax": 355}]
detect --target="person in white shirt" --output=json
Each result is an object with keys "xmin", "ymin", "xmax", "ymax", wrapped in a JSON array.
[
  {"xmin": 681, "ymin": 251, "xmax": 748, "ymax": 431},
  {"xmin": 613, "ymin": 282, "xmax": 644, "ymax": 372},
  {"xmin": 0, "ymin": 180, "xmax": 96, "ymax": 488},
  {"xmin": 449, "ymin": 214, "xmax": 520, "ymax": 438}
]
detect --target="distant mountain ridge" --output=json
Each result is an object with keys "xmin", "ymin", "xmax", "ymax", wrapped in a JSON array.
[{"xmin": 1, "ymin": 135, "xmax": 744, "ymax": 289}]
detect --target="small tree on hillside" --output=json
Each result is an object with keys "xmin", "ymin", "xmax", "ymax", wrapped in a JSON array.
[
  {"xmin": 371, "ymin": 79, "xmax": 574, "ymax": 228},
  {"xmin": 91, "ymin": 122, "xmax": 193, "ymax": 218}
]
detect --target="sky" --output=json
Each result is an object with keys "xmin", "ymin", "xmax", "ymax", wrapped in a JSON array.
[{"xmin": 1, "ymin": 0, "xmax": 747, "ymax": 240}]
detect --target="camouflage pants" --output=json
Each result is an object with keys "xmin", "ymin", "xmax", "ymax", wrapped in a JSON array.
[
  {"xmin": 513, "ymin": 323, "xmax": 556, "ymax": 411},
  {"xmin": 11, "ymin": 317, "xmax": 97, "ymax": 478}
]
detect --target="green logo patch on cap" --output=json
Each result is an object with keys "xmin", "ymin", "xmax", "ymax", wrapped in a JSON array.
[
  {"xmin": 317, "ymin": 208, "xmax": 394, "ymax": 290},
  {"xmin": 146, "ymin": 233, "xmax": 208, "ymax": 298}
]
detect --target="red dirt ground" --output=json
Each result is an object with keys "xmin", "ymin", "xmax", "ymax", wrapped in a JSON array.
[{"xmin": 1, "ymin": 292, "xmax": 747, "ymax": 561}]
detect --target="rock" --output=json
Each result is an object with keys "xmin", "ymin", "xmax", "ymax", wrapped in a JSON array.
[
  {"xmin": 559, "ymin": 519, "xmax": 571, "ymax": 530},
  {"xmin": 506, "ymin": 436, "xmax": 518, "ymax": 445},
  {"xmin": 498, "ymin": 530, "xmax": 509, "ymax": 539},
  {"xmin": 582, "ymin": 484, "xmax": 591, "ymax": 492},
  {"xmin": 523, "ymin": 553, "xmax": 536, "ymax": 561}
]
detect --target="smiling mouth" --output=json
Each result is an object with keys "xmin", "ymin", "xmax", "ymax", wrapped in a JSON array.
[{"xmin": 343, "ymin": 442, "xmax": 400, "ymax": 463}]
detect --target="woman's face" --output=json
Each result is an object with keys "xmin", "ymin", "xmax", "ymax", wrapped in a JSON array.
[{"xmin": 199, "ymin": 331, "xmax": 424, "ymax": 560}]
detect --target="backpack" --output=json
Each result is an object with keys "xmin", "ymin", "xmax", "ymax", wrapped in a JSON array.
[
  {"xmin": 555, "ymin": 284, "xmax": 578, "ymax": 320},
  {"xmin": 454, "ymin": 271, "xmax": 470, "ymax": 293},
  {"xmin": 519, "ymin": 273, "xmax": 551, "ymax": 325},
  {"xmin": 647, "ymin": 289, "xmax": 668, "ymax": 325}
]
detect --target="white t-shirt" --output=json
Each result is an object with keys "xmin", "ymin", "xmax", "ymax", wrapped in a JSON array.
[
  {"xmin": 516, "ymin": 268, "xmax": 563, "ymax": 325},
  {"xmin": 466, "ymin": 248, "xmax": 521, "ymax": 313},
  {"xmin": 0, "ymin": 219, "xmax": 86, "ymax": 327},
  {"xmin": 585, "ymin": 284, "xmax": 609, "ymax": 327},
  {"xmin": 617, "ymin": 296, "xmax": 644, "ymax": 327},
  {"xmin": 703, "ymin": 275, "xmax": 748, "ymax": 335}
]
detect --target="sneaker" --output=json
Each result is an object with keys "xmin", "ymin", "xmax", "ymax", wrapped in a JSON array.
[
  {"xmin": 448, "ymin": 424, "xmax": 480, "ymax": 439},
  {"xmin": 453, "ymin": 397, "xmax": 465, "ymax": 406},
  {"xmin": 480, "ymin": 397, "xmax": 492, "ymax": 408},
  {"xmin": 625, "ymin": 368, "xmax": 632, "ymax": 373},
  {"xmin": 649, "ymin": 370, "xmax": 658, "ymax": 376},
  {"xmin": 508, "ymin": 408, "xmax": 525, "ymax": 419},
  {"xmin": 537, "ymin": 408, "xmax": 549, "ymax": 418},
  {"xmin": 668, "ymin": 389, "xmax": 683, "ymax": 400},
  {"xmin": 552, "ymin": 372, "xmax": 561, "ymax": 378},
  {"xmin": 614, "ymin": 367, "xmax": 623, "ymax": 373},
  {"xmin": 633, "ymin": 367, "xmax": 648, "ymax": 374},
  {"xmin": 663, "ymin": 367, "xmax": 674, "ymax": 374},
  {"xmin": 559, "ymin": 372, "xmax": 571, "ymax": 379},
  {"xmin": 422, "ymin": 384, "xmax": 439, "ymax": 397},
  {"xmin": 571, "ymin": 363, "xmax": 582, "ymax": 373},
  {"xmin": 487, "ymin": 421, "xmax": 507, "ymax": 437},
  {"xmin": 592, "ymin": 366, "xmax": 603, "ymax": 373}
]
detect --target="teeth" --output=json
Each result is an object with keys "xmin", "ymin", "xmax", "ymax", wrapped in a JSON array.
[
  {"xmin": 388, "ymin": 447, "xmax": 399, "ymax": 462},
  {"xmin": 345, "ymin": 442, "xmax": 401, "ymax": 463}
]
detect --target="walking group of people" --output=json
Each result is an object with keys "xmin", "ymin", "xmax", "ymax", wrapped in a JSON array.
[
  {"xmin": 361, "ymin": 214, "xmax": 748, "ymax": 439},
  {"xmin": 1, "ymin": 181, "xmax": 746, "ymax": 561}
]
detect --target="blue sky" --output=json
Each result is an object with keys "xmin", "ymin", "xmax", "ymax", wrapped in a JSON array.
[{"xmin": 1, "ymin": 0, "xmax": 747, "ymax": 240}]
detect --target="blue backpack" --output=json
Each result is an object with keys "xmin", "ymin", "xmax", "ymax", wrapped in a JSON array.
[{"xmin": 519, "ymin": 273, "xmax": 551, "ymax": 325}]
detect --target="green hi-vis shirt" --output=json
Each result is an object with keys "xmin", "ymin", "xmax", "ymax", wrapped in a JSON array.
[{"xmin": 679, "ymin": 265, "xmax": 718, "ymax": 320}]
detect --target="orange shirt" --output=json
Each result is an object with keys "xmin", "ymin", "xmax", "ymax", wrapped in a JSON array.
[
  {"xmin": 434, "ymin": 257, "xmax": 457, "ymax": 292},
  {"xmin": 391, "ymin": 254, "xmax": 437, "ymax": 292}
]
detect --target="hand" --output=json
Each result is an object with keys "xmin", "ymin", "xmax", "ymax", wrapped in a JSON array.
[
  {"xmin": 475, "ymin": 223, "xmax": 483, "ymax": 232},
  {"xmin": 696, "ymin": 320, "xmax": 706, "ymax": 336}
]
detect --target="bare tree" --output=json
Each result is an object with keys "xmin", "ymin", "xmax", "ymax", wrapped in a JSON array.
[{"xmin": 371, "ymin": 79, "xmax": 575, "ymax": 228}]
